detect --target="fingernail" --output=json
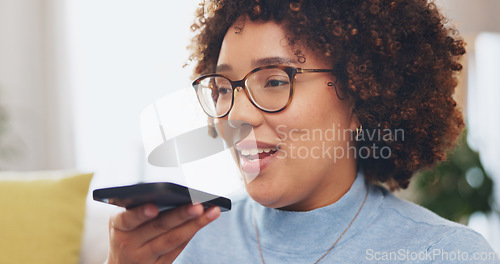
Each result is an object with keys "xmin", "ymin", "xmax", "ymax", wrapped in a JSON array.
[
  {"xmin": 206, "ymin": 207, "xmax": 220, "ymax": 220},
  {"xmin": 187, "ymin": 204, "xmax": 203, "ymax": 217},
  {"xmin": 144, "ymin": 206, "xmax": 157, "ymax": 218}
]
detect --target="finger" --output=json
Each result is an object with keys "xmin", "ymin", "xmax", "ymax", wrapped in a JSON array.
[
  {"xmin": 145, "ymin": 206, "xmax": 221, "ymax": 258},
  {"xmin": 110, "ymin": 204, "xmax": 159, "ymax": 232},
  {"xmin": 135, "ymin": 203, "xmax": 204, "ymax": 244}
]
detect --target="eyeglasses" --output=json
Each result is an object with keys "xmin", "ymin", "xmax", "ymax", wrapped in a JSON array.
[{"xmin": 192, "ymin": 65, "xmax": 335, "ymax": 118}]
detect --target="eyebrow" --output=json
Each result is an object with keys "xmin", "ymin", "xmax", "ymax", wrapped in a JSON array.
[
  {"xmin": 253, "ymin": 56, "xmax": 296, "ymax": 67},
  {"xmin": 215, "ymin": 64, "xmax": 232, "ymax": 73},
  {"xmin": 215, "ymin": 56, "xmax": 297, "ymax": 73}
]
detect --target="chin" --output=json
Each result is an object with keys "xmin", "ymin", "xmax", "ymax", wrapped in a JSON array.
[
  {"xmin": 250, "ymin": 196, "xmax": 284, "ymax": 208},
  {"xmin": 245, "ymin": 182, "xmax": 284, "ymax": 208},
  {"xmin": 247, "ymin": 187, "xmax": 300, "ymax": 210}
]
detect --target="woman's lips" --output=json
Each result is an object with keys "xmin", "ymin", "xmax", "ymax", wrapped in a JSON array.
[
  {"xmin": 234, "ymin": 141, "xmax": 280, "ymax": 180},
  {"xmin": 238, "ymin": 149, "xmax": 278, "ymax": 177}
]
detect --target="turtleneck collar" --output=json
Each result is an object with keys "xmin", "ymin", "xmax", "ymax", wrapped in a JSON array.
[{"xmin": 250, "ymin": 171, "xmax": 383, "ymax": 254}]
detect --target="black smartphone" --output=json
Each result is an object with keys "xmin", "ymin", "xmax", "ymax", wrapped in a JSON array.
[{"xmin": 93, "ymin": 182, "xmax": 231, "ymax": 212}]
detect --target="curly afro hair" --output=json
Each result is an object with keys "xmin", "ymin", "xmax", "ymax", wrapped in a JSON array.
[{"xmin": 189, "ymin": 0, "xmax": 465, "ymax": 190}]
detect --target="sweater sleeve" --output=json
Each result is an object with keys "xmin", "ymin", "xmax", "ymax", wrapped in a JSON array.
[{"xmin": 427, "ymin": 227, "xmax": 499, "ymax": 264}]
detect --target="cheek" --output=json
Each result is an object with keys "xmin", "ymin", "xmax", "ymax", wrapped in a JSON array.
[
  {"xmin": 286, "ymin": 86, "xmax": 346, "ymax": 128},
  {"xmin": 268, "ymin": 85, "xmax": 353, "ymax": 159}
]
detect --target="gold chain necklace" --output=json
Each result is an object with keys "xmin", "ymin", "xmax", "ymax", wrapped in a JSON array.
[{"xmin": 252, "ymin": 186, "xmax": 369, "ymax": 264}]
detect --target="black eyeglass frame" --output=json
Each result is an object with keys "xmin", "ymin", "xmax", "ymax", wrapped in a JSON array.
[{"xmin": 192, "ymin": 65, "xmax": 336, "ymax": 118}]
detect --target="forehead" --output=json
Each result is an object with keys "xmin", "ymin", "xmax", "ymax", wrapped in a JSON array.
[
  {"xmin": 217, "ymin": 19, "xmax": 295, "ymax": 73},
  {"xmin": 216, "ymin": 18, "xmax": 331, "ymax": 75}
]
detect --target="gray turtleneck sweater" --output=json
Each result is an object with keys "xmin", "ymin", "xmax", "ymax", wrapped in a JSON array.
[{"xmin": 175, "ymin": 172, "xmax": 499, "ymax": 263}]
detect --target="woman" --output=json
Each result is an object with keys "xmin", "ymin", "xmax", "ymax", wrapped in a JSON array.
[{"xmin": 107, "ymin": 0, "xmax": 498, "ymax": 263}]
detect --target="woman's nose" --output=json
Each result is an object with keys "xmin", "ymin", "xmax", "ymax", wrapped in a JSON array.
[{"xmin": 227, "ymin": 86, "xmax": 263, "ymax": 128}]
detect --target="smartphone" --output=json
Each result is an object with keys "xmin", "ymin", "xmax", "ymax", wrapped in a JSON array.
[{"xmin": 93, "ymin": 182, "xmax": 231, "ymax": 212}]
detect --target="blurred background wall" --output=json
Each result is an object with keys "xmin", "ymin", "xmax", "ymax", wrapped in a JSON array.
[
  {"xmin": 0, "ymin": 0, "xmax": 199, "ymax": 185},
  {"xmin": 0, "ymin": 0, "xmax": 73, "ymax": 170}
]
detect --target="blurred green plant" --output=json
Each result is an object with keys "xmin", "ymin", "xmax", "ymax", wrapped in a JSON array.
[{"xmin": 412, "ymin": 130, "xmax": 494, "ymax": 223}]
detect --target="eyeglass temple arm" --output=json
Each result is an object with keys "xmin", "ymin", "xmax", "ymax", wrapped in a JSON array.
[{"xmin": 297, "ymin": 68, "xmax": 335, "ymax": 73}]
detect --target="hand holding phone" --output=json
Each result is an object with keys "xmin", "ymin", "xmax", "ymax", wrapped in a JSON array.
[{"xmin": 99, "ymin": 183, "xmax": 227, "ymax": 264}]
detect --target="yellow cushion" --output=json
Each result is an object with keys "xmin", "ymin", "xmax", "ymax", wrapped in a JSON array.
[{"xmin": 0, "ymin": 171, "xmax": 93, "ymax": 264}]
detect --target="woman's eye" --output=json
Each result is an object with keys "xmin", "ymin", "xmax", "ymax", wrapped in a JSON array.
[
  {"xmin": 264, "ymin": 77, "xmax": 289, "ymax": 88},
  {"xmin": 218, "ymin": 87, "xmax": 232, "ymax": 95}
]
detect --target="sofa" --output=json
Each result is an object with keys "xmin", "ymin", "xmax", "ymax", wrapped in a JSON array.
[{"xmin": 0, "ymin": 170, "xmax": 116, "ymax": 264}]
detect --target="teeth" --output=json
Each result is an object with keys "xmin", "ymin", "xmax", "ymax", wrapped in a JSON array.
[
  {"xmin": 240, "ymin": 147, "xmax": 277, "ymax": 156},
  {"xmin": 249, "ymin": 149, "xmax": 259, "ymax": 156}
]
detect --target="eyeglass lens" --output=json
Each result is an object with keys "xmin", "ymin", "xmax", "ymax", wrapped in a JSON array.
[{"xmin": 195, "ymin": 68, "xmax": 292, "ymax": 117}]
